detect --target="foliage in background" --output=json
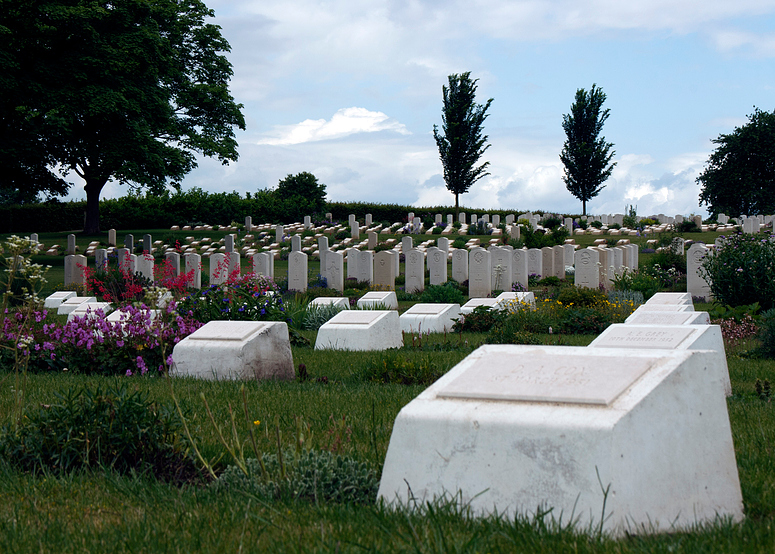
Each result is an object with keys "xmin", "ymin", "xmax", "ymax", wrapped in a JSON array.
[
  {"xmin": 0, "ymin": 235, "xmax": 49, "ymax": 308},
  {"xmin": 433, "ymin": 72, "xmax": 493, "ymax": 217},
  {"xmin": 0, "ymin": 383, "xmax": 201, "ymax": 483},
  {"xmin": 760, "ymin": 309, "xmax": 775, "ymax": 359},
  {"xmin": 699, "ymin": 233, "xmax": 775, "ymax": 310},
  {"xmin": 698, "ymin": 107, "xmax": 775, "ymax": 217},
  {"xmin": 560, "ymin": 84, "xmax": 616, "ymax": 215},
  {"xmin": 419, "ymin": 282, "xmax": 466, "ymax": 304}
]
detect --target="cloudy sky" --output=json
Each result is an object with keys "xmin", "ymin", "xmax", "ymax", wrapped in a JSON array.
[{"xmin": 92, "ymin": 0, "xmax": 775, "ymax": 217}]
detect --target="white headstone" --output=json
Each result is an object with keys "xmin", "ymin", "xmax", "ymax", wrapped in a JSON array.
[
  {"xmin": 323, "ymin": 250, "xmax": 344, "ymax": 292},
  {"xmin": 374, "ymin": 250, "xmax": 397, "ymax": 290},
  {"xmin": 687, "ymin": 243, "xmax": 712, "ymax": 301},
  {"xmin": 400, "ymin": 303, "xmax": 461, "ymax": 334},
  {"xmin": 315, "ymin": 310, "xmax": 402, "ymax": 351},
  {"xmin": 108, "ymin": 229, "xmax": 117, "ymax": 247},
  {"xmin": 489, "ymin": 246, "xmax": 512, "ymax": 291},
  {"xmin": 275, "ymin": 225, "xmax": 284, "ymax": 245},
  {"xmin": 67, "ymin": 234, "xmax": 77, "ymax": 255},
  {"xmin": 165, "ymin": 252, "xmax": 180, "ymax": 277},
  {"xmin": 44, "ymin": 291, "xmax": 76, "ymax": 309},
  {"xmin": 185, "ymin": 253, "xmax": 201, "ymax": 289},
  {"xmin": 468, "ymin": 247, "xmax": 492, "ymax": 298},
  {"xmin": 346, "ymin": 248, "xmax": 359, "ymax": 280},
  {"xmin": 527, "ymin": 249, "xmax": 542, "ymax": 280},
  {"xmin": 511, "ymin": 249, "xmax": 528, "ymax": 290},
  {"xmin": 625, "ymin": 311, "xmax": 710, "ymax": 326},
  {"xmin": 245, "ymin": 216, "xmax": 253, "ymax": 232},
  {"xmin": 288, "ymin": 251, "xmax": 308, "ymax": 292},
  {"xmin": 451, "ymin": 249, "xmax": 468, "ymax": 283},
  {"xmin": 357, "ymin": 291, "xmax": 398, "ymax": 309},
  {"xmin": 540, "ymin": 247, "xmax": 553, "ymax": 279},
  {"xmin": 378, "ymin": 345, "xmax": 743, "ymax": 535},
  {"xmin": 357, "ymin": 250, "xmax": 374, "ymax": 284},
  {"xmin": 574, "ymin": 248, "xmax": 600, "ymax": 289},
  {"xmin": 95, "ymin": 249, "xmax": 108, "ymax": 272},
  {"xmin": 405, "ymin": 249, "xmax": 425, "ymax": 294},
  {"xmin": 136, "ymin": 253, "xmax": 154, "ymax": 281},
  {"xmin": 252, "ymin": 252, "xmax": 274, "ymax": 280},
  {"xmin": 553, "ymin": 245, "xmax": 565, "ymax": 279},
  {"xmin": 210, "ymin": 253, "xmax": 228, "ymax": 285},
  {"xmin": 427, "ymin": 247, "xmax": 448, "ymax": 286},
  {"xmin": 171, "ymin": 321, "xmax": 294, "ymax": 380}
]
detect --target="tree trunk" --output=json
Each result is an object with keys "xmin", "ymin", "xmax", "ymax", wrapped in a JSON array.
[
  {"xmin": 582, "ymin": 199, "xmax": 587, "ymax": 216},
  {"xmin": 83, "ymin": 178, "xmax": 107, "ymax": 235},
  {"xmin": 455, "ymin": 193, "xmax": 460, "ymax": 219}
]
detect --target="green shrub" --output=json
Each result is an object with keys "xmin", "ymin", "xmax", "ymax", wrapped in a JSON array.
[
  {"xmin": 452, "ymin": 305, "xmax": 506, "ymax": 333},
  {"xmin": 559, "ymin": 307, "xmax": 611, "ymax": 334},
  {"xmin": 486, "ymin": 326, "xmax": 541, "ymax": 345},
  {"xmin": 541, "ymin": 216, "xmax": 562, "ymax": 230},
  {"xmin": 759, "ymin": 309, "xmax": 775, "ymax": 358},
  {"xmin": 334, "ymin": 229, "xmax": 349, "ymax": 240},
  {"xmin": 590, "ymin": 220, "xmax": 603, "ymax": 229},
  {"xmin": 700, "ymin": 233, "xmax": 775, "ymax": 310},
  {"xmin": 556, "ymin": 285, "xmax": 608, "ymax": 307},
  {"xmin": 452, "ymin": 237, "xmax": 467, "ymax": 249},
  {"xmin": 358, "ymin": 351, "xmax": 446, "ymax": 385},
  {"xmin": 608, "ymin": 223, "xmax": 621, "ymax": 230},
  {"xmin": 214, "ymin": 449, "xmax": 378, "ymax": 504},
  {"xmin": 677, "ymin": 220, "xmax": 700, "ymax": 233},
  {"xmin": 0, "ymin": 383, "xmax": 200, "ymax": 483},
  {"xmin": 419, "ymin": 282, "xmax": 465, "ymax": 304},
  {"xmin": 611, "ymin": 269, "xmax": 663, "ymax": 299}
]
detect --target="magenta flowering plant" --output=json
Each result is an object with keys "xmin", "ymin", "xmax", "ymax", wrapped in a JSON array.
[{"xmin": 1, "ymin": 301, "xmax": 202, "ymax": 376}]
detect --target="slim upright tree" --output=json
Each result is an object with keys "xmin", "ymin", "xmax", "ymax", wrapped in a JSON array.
[
  {"xmin": 560, "ymin": 84, "xmax": 616, "ymax": 216},
  {"xmin": 433, "ymin": 72, "xmax": 493, "ymax": 218}
]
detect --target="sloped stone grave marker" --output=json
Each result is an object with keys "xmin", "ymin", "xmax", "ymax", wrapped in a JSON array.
[
  {"xmin": 171, "ymin": 321, "xmax": 294, "ymax": 380},
  {"xmin": 399, "ymin": 303, "xmax": 460, "ymax": 334},
  {"xmin": 315, "ymin": 310, "xmax": 402, "ymax": 351},
  {"xmin": 378, "ymin": 345, "xmax": 743, "ymax": 535}
]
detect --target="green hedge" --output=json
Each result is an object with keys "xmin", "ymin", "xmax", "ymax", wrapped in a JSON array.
[{"xmin": 2, "ymin": 189, "xmax": 561, "ymax": 232}]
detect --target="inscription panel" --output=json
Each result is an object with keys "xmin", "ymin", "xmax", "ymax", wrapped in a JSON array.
[
  {"xmin": 627, "ymin": 312, "xmax": 696, "ymax": 325},
  {"xmin": 190, "ymin": 321, "xmax": 266, "ymax": 341},
  {"xmin": 438, "ymin": 352, "xmax": 654, "ymax": 406},
  {"xmin": 331, "ymin": 311, "xmax": 383, "ymax": 324},
  {"xmin": 407, "ymin": 304, "xmax": 448, "ymax": 315},
  {"xmin": 594, "ymin": 327, "xmax": 694, "ymax": 349}
]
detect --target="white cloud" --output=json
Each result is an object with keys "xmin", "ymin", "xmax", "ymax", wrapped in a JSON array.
[{"xmin": 256, "ymin": 107, "xmax": 410, "ymax": 145}]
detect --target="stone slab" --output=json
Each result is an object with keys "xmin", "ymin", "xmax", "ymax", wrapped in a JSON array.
[
  {"xmin": 315, "ymin": 310, "xmax": 402, "ymax": 351},
  {"xmin": 67, "ymin": 301, "xmax": 113, "ymax": 322},
  {"xmin": 171, "ymin": 321, "xmax": 294, "ymax": 380},
  {"xmin": 378, "ymin": 345, "xmax": 743, "ymax": 535},
  {"xmin": 644, "ymin": 292, "xmax": 693, "ymax": 306},
  {"xmin": 309, "ymin": 297, "xmax": 350, "ymax": 310},
  {"xmin": 356, "ymin": 291, "xmax": 398, "ymax": 310},
  {"xmin": 590, "ymin": 324, "xmax": 731, "ymax": 395},
  {"xmin": 57, "ymin": 296, "xmax": 96, "ymax": 315},
  {"xmin": 625, "ymin": 310, "xmax": 710, "ymax": 325},
  {"xmin": 400, "ymin": 303, "xmax": 461, "ymax": 334},
  {"xmin": 44, "ymin": 291, "xmax": 76, "ymax": 309}
]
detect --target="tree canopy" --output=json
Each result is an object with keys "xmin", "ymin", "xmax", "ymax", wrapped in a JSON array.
[
  {"xmin": 560, "ymin": 84, "xmax": 616, "ymax": 216},
  {"xmin": 0, "ymin": 0, "xmax": 245, "ymax": 233},
  {"xmin": 274, "ymin": 172, "xmax": 327, "ymax": 219},
  {"xmin": 697, "ymin": 108, "xmax": 775, "ymax": 217},
  {"xmin": 433, "ymin": 72, "xmax": 493, "ymax": 217}
]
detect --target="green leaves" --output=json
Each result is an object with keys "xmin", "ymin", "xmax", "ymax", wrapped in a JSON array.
[
  {"xmin": 698, "ymin": 108, "xmax": 775, "ymax": 217},
  {"xmin": 560, "ymin": 84, "xmax": 616, "ymax": 215},
  {"xmin": 433, "ymin": 72, "xmax": 493, "ymax": 213}
]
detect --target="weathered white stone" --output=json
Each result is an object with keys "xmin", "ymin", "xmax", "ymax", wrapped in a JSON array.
[
  {"xmin": 460, "ymin": 297, "xmax": 499, "ymax": 314},
  {"xmin": 511, "ymin": 249, "xmax": 528, "ymax": 290},
  {"xmin": 44, "ymin": 291, "xmax": 77, "ymax": 309},
  {"xmin": 356, "ymin": 291, "xmax": 398, "ymax": 310},
  {"xmin": 495, "ymin": 291, "xmax": 536, "ymax": 310},
  {"xmin": 136, "ymin": 253, "xmax": 154, "ymax": 281},
  {"xmin": 184, "ymin": 253, "xmax": 202, "ymax": 289},
  {"xmin": 489, "ymin": 246, "xmax": 512, "ymax": 291},
  {"xmin": 357, "ymin": 251, "xmax": 374, "ymax": 284},
  {"xmin": 468, "ymin": 247, "xmax": 492, "ymax": 298},
  {"xmin": 645, "ymin": 292, "xmax": 692, "ymax": 306},
  {"xmin": 373, "ymin": 251, "xmax": 397, "ymax": 290},
  {"xmin": 57, "ymin": 296, "xmax": 96, "ymax": 315},
  {"xmin": 67, "ymin": 301, "xmax": 113, "ymax": 322},
  {"xmin": 309, "ymin": 297, "xmax": 349, "ymax": 310},
  {"xmin": 210, "ymin": 253, "xmax": 228, "ymax": 285},
  {"xmin": 451, "ymin": 249, "xmax": 468, "ymax": 283},
  {"xmin": 323, "ymin": 250, "xmax": 344, "ymax": 292},
  {"xmin": 378, "ymin": 345, "xmax": 743, "ymax": 534},
  {"xmin": 288, "ymin": 251, "xmax": 308, "ymax": 292},
  {"xmin": 405, "ymin": 249, "xmax": 425, "ymax": 294},
  {"xmin": 527, "ymin": 248, "xmax": 542, "ymax": 279},
  {"xmin": 427, "ymin": 247, "xmax": 448, "ymax": 286},
  {"xmin": 591, "ymin": 323, "xmax": 731, "ymax": 395},
  {"xmin": 687, "ymin": 243, "xmax": 712, "ymax": 301},
  {"xmin": 574, "ymin": 248, "xmax": 600, "ymax": 289},
  {"xmin": 625, "ymin": 310, "xmax": 710, "ymax": 325},
  {"xmin": 633, "ymin": 303, "xmax": 693, "ymax": 312},
  {"xmin": 400, "ymin": 303, "xmax": 461, "ymax": 334},
  {"xmin": 171, "ymin": 321, "xmax": 294, "ymax": 380},
  {"xmin": 553, "ymin": 245, "xmax": 565, "ymax": 279},
  {"xmin": 315, "ymin": 310, "xmax": 402, "ymax": 350}
]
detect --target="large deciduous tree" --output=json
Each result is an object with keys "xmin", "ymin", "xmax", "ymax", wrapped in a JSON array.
[
  {"xmin": 0, "ymin": 0, "xmax": 245, "ymax": 234},
  {"xmin": 560, "ymin": 84, "xmax": 616, "ymax": 216},
  {"xmin": 433, "ymin": 72, "xmax": 493, "ymax": 218},
  {"xmin": 274, "ymin": 172, "xmax": 327, "ymax": 220},
  {"xmin": 698, "ymin": 108, "xmax": 775, "ymax": 217}
]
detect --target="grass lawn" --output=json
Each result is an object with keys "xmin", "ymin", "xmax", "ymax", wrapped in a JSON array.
[{"xmin": 2, "ymin": 226, "xmax": 773, "ymax": 551}]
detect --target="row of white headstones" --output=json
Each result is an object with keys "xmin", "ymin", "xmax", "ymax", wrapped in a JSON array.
[
  {"xmin": 59, "ymin": 233, "xmax": 718, "ymax": 302},
  {"xmin": 166, "ymin": 290, "xmax": 743, "ymax": 536}
]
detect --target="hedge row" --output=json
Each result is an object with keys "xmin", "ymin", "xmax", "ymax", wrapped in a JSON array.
[{"xmin": 2, "ymin": 189, "xmax": 558, "ymax": 233}]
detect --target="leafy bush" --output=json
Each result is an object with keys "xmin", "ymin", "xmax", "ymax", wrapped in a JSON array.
[
  {"xmin": 608, "ymin": 223, "xmax": 622, "ymax": 230},
  {"xmin": 452, "ymin": 305, "xmax": 506, "ymax": 333},
  {"xmin": 759, "ymin": 309, "xmax": 775, "ymax": 358},
  {"xmin": 486, "ymin": 325, "xmax": 542, "ymax": 345},
  {"xmin": 334, "ymin": 229, "xmax": 349, "ymax": 240},
  {"xmin": 589, "ymin": 220, "xmax": 603, "ymax": 229},
  {"xmin": 541, "ymin": 216, "xmax": 562, "ymax": 230},
  {"xmin": 419, "ymin": 282, "xmax": 465, "ymax": 304},
  {"xmin": 452, "ymin": 237, "xmax": 467, "ymax": 249},
  {"xmin": 677, "ymin": 220, "xmax": 701, "ymax": 233},
  {"xmin": 0, "ymin": 383, "xmax": 200, "ymax": 483},
  {"xmin": 556, "ymin": 285, "xmax": 608, "ymax": 307},
  {"xmin": 611, "ymin": 269, "xmax": 662, "ymax": 299},
  {"xmin": 700, "ymin": 233, "xmax": 775, "ymax": 310},
  {"xmin": 177, "ymin": 273, "xmax": 291, "ymax": 324},
  {"xmin": 214, "ymin": 449, "xmax": 378, "ymax": 505}
]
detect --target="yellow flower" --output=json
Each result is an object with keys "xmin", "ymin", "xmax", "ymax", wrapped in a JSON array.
[{"xmin": 253, "ymin": 420, "xmax": 260, "ymax": 426}]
